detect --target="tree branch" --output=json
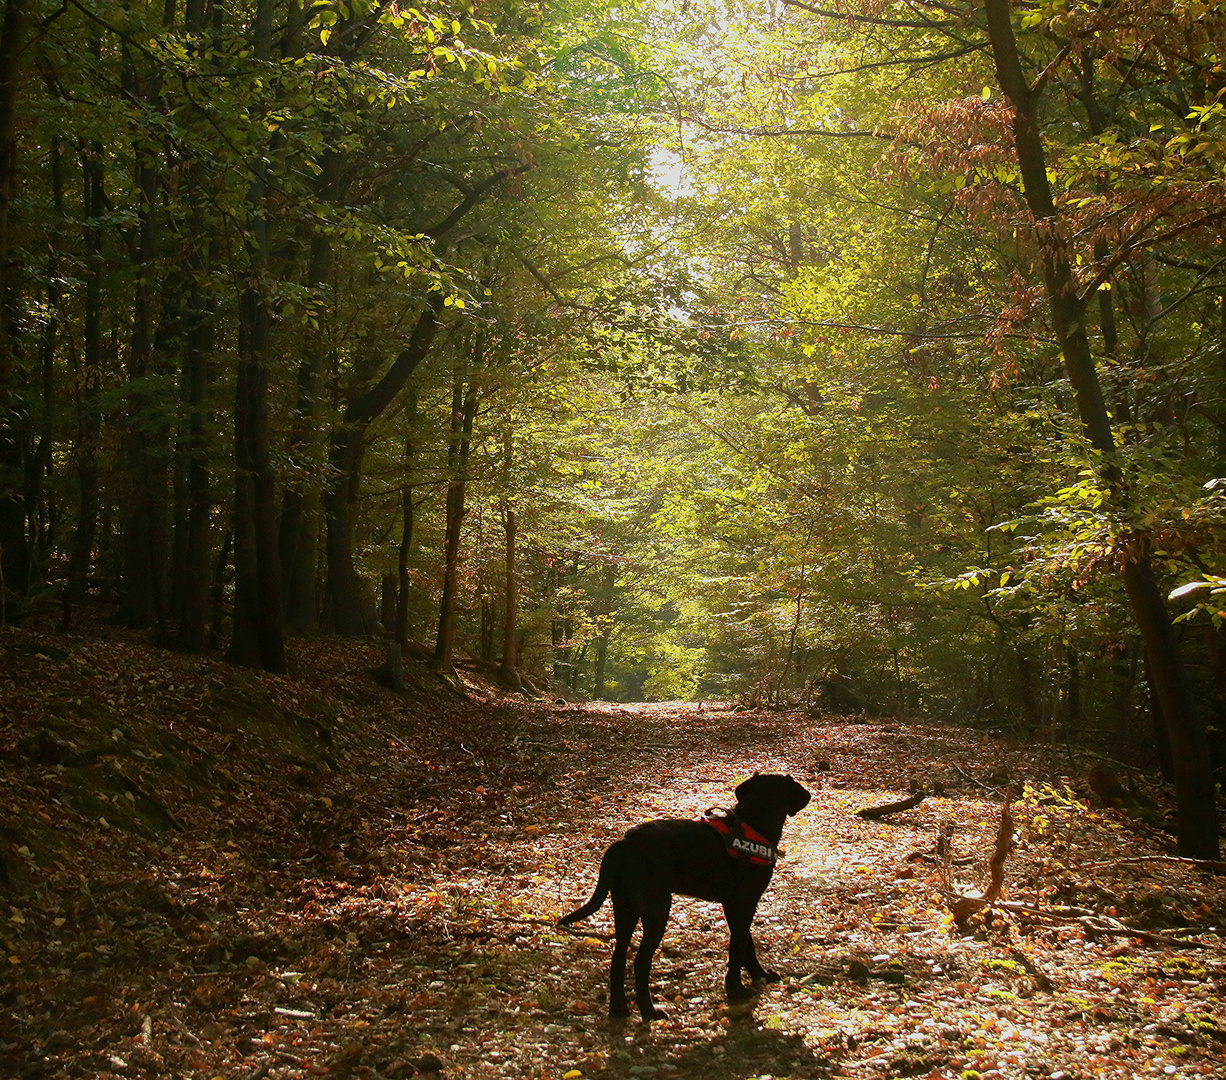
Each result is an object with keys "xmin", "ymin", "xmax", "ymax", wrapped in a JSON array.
[
  {"xmin": 683, "ymin": 110, "xmax": 886, "ymax": 140},
  {"xmin": 779, "ymin": 0, "xmax": 956, "ymax": 31}
]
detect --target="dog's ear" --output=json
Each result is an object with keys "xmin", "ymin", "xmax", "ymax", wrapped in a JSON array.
[
  {"xmin": 788, "ymin": 780, "xmax": 812, "ymax": 815},
  {"xmin": 734, "ymin": 773, "xmax": 761, "ymax": 800}
]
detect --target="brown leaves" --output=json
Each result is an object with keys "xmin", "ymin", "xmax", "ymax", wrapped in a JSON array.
[{"xmin": 3, "ymin": 630, "xmax": 1226, "ymax": 1080}]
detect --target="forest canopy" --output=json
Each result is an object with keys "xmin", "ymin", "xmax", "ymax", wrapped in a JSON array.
[{"xmin": 1, "ymin": 0, "xmax": 1224, "ymax": 852}]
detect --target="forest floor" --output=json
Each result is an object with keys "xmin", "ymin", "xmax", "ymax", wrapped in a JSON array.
[{"xmin": 1, "ymin": 628, "xmax": 1225, "ymax": 1080}]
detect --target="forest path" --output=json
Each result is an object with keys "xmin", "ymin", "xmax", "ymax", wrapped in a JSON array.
[
  {"xmin": 345, "ymin": 701, "xmax": 1225, "ymax": 1080},
  {"xmin": 3, "ymin": 635, "xmax": 1224, "ymax": 1080}
]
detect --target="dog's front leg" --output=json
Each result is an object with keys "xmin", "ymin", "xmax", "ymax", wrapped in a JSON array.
[
  {"xmin": 742, "ymin": 930, "xmax": 780, "ymax": 984},
  {"xmin": 722, "ymin": 902, "xmax": 758, "ymax": 1003}
]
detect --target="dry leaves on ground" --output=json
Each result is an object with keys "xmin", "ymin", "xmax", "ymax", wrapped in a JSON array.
[{"xmin": 1, "ymin": 628, "xmax": 1224, "ymax": 1080}]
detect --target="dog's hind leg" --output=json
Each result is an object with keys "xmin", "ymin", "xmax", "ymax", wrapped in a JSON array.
[
  {"xmin": 608, "ymin": 897, "xmax": 639, "ymax": 1019},
  {"xmin": 632, "ymin": 894, "xmax": 671, "ymax": 1021}
]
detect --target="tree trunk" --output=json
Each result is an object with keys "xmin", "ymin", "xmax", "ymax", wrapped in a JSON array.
[
  {"xmin": 323, "ymin": 424, "xmax": 369, "ymax": 634},
  {"xmin": 1065, "ymin": 646, "xmax": 1082, "ymax": 731},
  {"xmin": 207, "ymin": 527, "xmax": 231, "ymax": 651},
  {"xmin": 176, "ymin": 234, "xmax": 214, "ymax": 651},
  {"xmin": 119, "ymin": 80, "xmax": 168, "ymax": 629},
  {"xmin": 593, "ymin": 633, "xmax": 609, "ymax": 699},
  {"xmin": 480, "ymin": 583, "xmax": 495, "ymax": 662},
  {"xmin": 174, "ymin": 0, "xmax": 215, "ymax": 652},
  {"xmin": 278, "ymin": 156, "xmax": 339, "ymax": 634},
  {"xmin": 1217, "ymin": 292, "xmax": 1226, "ymax": 475},
  {"xmin": 26, "ymin": 136, "xmax": 63, "ymax": 598},
  {"xmin": 500, "ymin": 506, "xmax": 519, "ymax": 683},
  {"xmin": 983, "ymin": 0, "xmax": 1218, "ymax": 858},
  {"xmin": 325, "ymin": 297, "xmax": 444, "ymax": 635},
  {"xmin": 319, "ymin": 170, "xmax": 517, "ymax": 634},
  {"xmin": 60, "ymin": 138, "xmax": 105, "ymax": 629},
  {"xmin": 592, "ymin": 561, "xmax": 616, "ymax": 699},
  {"xmin": 229, "ymin": 282, "xmax": 285, "ymax": 671},
  {"xmin": 395, "ymin": 387, "xmax": 419, "ymax": 647},
  {"xmin": 0, "ymin": 0, "xmax": 30, "ymax": 613},
  {"xmin": 227, "ymin": 0, "xmax": 284, "ymax": 671},
  {"xmin": 434, "ymin": 368, "xmax": 478, "ymax": 668}
]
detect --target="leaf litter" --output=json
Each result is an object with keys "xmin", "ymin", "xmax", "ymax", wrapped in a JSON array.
[{"xmin": 1, "ymin": 627, "xmax": 1224, "ymax": 1080}]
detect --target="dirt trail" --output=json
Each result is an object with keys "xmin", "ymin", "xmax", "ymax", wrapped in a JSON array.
[
  {"xmin": 2, "ymin": 638, "xmax": 1224, "ymax": 1080},
  {"xmin": 362, "ymin": 701, "xmax": 1226, "ymax": 1080}
]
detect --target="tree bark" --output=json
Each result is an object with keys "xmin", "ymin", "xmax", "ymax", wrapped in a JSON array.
[
  {"xmin": 325, "ymin": 296, "xmax": 443, "ymax": 634},
  {"xmin": 278, "ymin": 153, "xmax": 340, "ymax": 635},
  {"xmin": 983, "ymin": 0, "xmax": 1218, "ymax": 858},
  {"xmin": 592, "ymin": 561, "xmax": 616, "ymax": 699},
  {"xmin": 501, "ymin": 506, "xmax": 519, "ymax": 683},
  {"xmin": 395, "ymin": 387, "xmax": 419, "ymax": 647},
  {"xmin": 119, "ymin": 52, "xmax": 168, "ymax": 629},
  {"xmin": 0, "ymin": 0, "xmax": 30, "ymax": 612},
  {"xmin": 60, "ymin": 137, "xmax": 105, "ymax": 629},
  {"xmin": 174, "ymin": 0, "xmax": 215, "ymax": 652},
  {"xmin": 321, "ymin": 166, "xmax": 520, "ymax": 634},
  {"xmin": 434, "ymin": 364, "xmax": 478, "ymax": 668},
  {"xmin": 227, "ymin": 0, "xmax": 285, "ymax": 671},
  {"xmin": 25, "ymin": 136, "xmax": 63, "ymax": 599},
  {"xmin": 176, "ymin": 215, "xmax": 214, "ymax": 651}
]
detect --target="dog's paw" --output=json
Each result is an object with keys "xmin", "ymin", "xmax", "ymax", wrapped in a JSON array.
[
  {"xmin": 609, "ymin": 1000, "xmax": 631, "ymax": 1020},
  {"xmin": 756, "ymin": 969, "xmax": 781, "ymax": 984},
  {"xmin": 726, "ymin": 983, "xmax": 756, "ymax": 1003},
  {"xmin": 641, "ymin": 1005, "xmax": 667, "ymax": 1022}
]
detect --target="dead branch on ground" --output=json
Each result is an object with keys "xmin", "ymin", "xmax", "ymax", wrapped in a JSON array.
[
  {"xmin": 856, "ymin": 789, "xmax": 925, "ymax": 819},
  {"xmin": 944, "ymin": 799, "xmax": 1014, "ymax": 926},
  {"xmin": 937, "ymin": 802, "xmax": 1212, "ymax": 948}
]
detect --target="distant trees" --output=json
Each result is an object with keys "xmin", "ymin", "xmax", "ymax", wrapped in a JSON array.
[
  {"xmin": 1, "ymin": 0, "xmax": 1221, "ymax": 852},
  {"xmin": 644, "ymin": 0, "xmax": 1223, "ymax": 855},
  {"xmin": 0, "ymin": 0, "xmax": 681, "ymax": 688}
]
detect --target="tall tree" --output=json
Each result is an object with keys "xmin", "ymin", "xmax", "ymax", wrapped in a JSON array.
[
  {"xmin": 0, "ymin": 0, "xmax": 30, "ymax": 613},
  {"xmin": 980, "ymin": 0, "xmax": 1217, "ymax": 858}
]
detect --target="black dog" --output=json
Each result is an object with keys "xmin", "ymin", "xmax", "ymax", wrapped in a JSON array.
[{"xmin": 557, "ymin": 772, "xmax": 811, "ymax": 1021}]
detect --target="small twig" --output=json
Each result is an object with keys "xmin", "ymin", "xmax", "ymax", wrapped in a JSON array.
[
  {"xmin": 1008, "ymin": 947, "xmax": 1054, "ymax": 992},
  {"xmin": 556, "ymin": 923, "xmax": 616, "ymax": 941},
  {"xmin": 243, "ymin": 1059, "xmax": 273, "ymax": 1080}
]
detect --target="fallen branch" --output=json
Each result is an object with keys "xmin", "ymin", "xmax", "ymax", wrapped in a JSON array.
[
  {"xmin": 1082, "ymin": 855, "xmax": 1226, "ymax": 874},
  {"xmin": 1075, "ymin": 915, "xmax": 1210, "ymax": 950},
  {"xmin": 856, "ymin": 790, "xmax": 925, "ymax": 819},
  {"xmin": 952, "ymin": 897, "xmax": 1212, "ymax": 949},
  {"xmin": 984, "ymin": 800, "xmax": 1015, "ymax": 902},
  {"xmin": 944, "ymin": 800, "xmax": 1015, "ymax": 927}
]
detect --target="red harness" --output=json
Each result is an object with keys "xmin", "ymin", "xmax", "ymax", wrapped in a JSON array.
[{"xmin": 701, "ymin": 812, "xmax": 777, "ymax": 865}]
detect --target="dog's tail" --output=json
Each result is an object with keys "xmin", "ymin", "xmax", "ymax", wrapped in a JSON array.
[{"xmin": 557, "ymin": 842, "xmax": 621, "ymax": 925}]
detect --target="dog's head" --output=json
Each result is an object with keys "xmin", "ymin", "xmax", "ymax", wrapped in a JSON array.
[{"xmin": 734, "ymin": 772, "xmax": 811, "ymax": 817}]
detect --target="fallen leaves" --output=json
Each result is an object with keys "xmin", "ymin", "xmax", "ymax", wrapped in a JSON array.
[{"xmin": 1, "ymin": 629, "xmax": 1225, "ymax": 1079}]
